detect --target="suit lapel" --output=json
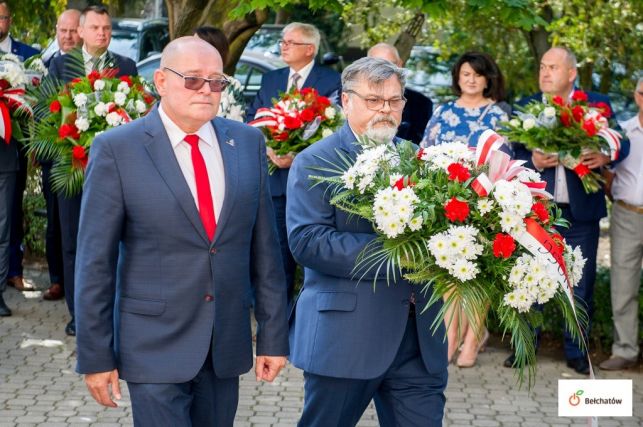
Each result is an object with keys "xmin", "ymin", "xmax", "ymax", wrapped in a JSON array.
[
  {"xmin": 211, "ymin": 118, "xmax": 238, "ymax": 246},
  {"xmin": 278, "ymin": 68, "xmax": 289, "ymax": 93},
  {"xmin": 142, "ymin": 108, "xmax": 211, "ymax": 244},
  {"xmin": 302, "ymin": 64, "xmax": 320, "ymax": 88}
]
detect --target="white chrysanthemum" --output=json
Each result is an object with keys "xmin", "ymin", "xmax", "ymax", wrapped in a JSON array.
[
  {"xmin": 408, "ymin": 215, "xmax": 423, "ymax": 231},
  {"xmin": 73, "ymin": 93, "xmax": 88, "ymax": 108},
  {"xmin": 564, "ymin": 245, "xmax": 586, "ymax": 287},
  {"xmin": 516, "ymin": 169, "xmax": 542, "ymax": 183},
  {"xmin": 324, "ymin": 106, "xmax": 336, "ymax": 119},
  {"xmin": 372, "ymin": 186, "xmax": 418, "ymax": 238},
  {"xmin": 94, "ymin": 102, "xmax": 107, "ymax": 117},
  {"xmin": 117, "ymin": 81, "xmax": 130, "ymax": 94},
  {"xmin": 135, "ymin": 99, "xmax": 147, "ymax": 114},
  {"xmin": 342, "ymin": 144, "xmax": 396, "ymax": 194},
  {"xmin": 477, "ymin": 198, "xmax": 495, "ymax": 215},
  {"xmin": 114, "ymin": 91, "xmax": 127, "ymax": 106},
  {"xmin": 105, "ymin": 111, "xmax": 122, "ymax": 127},
  {"xmin": 428, "ymin": 235, "xmax": 449, "ymax": 256},
  {"xmin": 93, "ymin": 79, "xmax": 106, "ymax": 91},
  {"xmin": 74, "ymin": 117, "xmax": 90, "ymax": 132},
  {"xmin": 451, "ymin": 259, "xmax": 479, "ymax": 281}
]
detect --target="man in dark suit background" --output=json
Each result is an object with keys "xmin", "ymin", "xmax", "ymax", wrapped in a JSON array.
[
  {"xmin": 48, "ymin": 5, "xmax": 138, "ymax": 336},
  {"xmin": 75, "ymin": 36, "xmax": 288, "ymax": 426},
  {"xmin": 509, "ymin": 46, "xmax": 630, "ymax": 374},
  {"xmin": 368, "ymin": 42, "xmax": 433, "ymax": 144},
  {"xmin": 39, "ymin": 9, "xmax": 82, "ymax": 302},
  {"xmin": 247, "ymin": 22, "xmax": 341, "ymax": 304},
  {"xmin": 0, "ymin": 107, "xmax": 18, "ymax": 316},
  {"xmin": 0, "ymin": 1, "xmax": 40, "ymax": 296},
  {"xmin": 287, "ymin": 57, "xmax": 447, "ymax": 427}
]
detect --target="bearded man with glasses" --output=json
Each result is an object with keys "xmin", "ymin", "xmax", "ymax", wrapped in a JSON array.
[
  {"xmin": 286, "ymin": 57, "xmax": 448, "ymax": 427},
  {"xmin": 247, "ymin": 22, "xmax": 341, "ymax": 307}
]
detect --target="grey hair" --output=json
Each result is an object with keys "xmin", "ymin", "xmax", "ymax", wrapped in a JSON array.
[
  {"xmin": 550, "ymin": 46, "xmax": 577, "ymax": 69},
  {"xmin": 282, "ymin": 22, "xmax": 320, "ymax": 56},
  {"xmin": 367, "ymin": 43, "xmax": 401, "ymax": 63},
  {"xmin": 341, "ymin": 57, "xmax": 406, "ymax": 94}
]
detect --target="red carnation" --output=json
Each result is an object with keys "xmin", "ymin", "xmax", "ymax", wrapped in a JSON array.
[
  {"xmin": 573, "ymin": 163, "xmax": 591, "ymax": 178},
  {"xmin": 447, "ymin": 162, "xmax": 471, "ymax": 182},
  {"xmin": 316, "ymin": 96, "xmax": 331, "ymax": 108},
  {"xmin": 273, "ymin": 131, "xmax": 289, "ymax": 142},
  {"xmin": 552, "ymin": 95, "xmax": 565, "ymax": 106},
  {"xmin": 416, "ymin": 148, "xmax": 425, "ymax": 160},
  {"xmin": 531, "ymin": 202, "xmax": 549, "ymax": 223},
  {"xmin": 444, "ymin": 197, "xmax": 470, "ymax": 222},
  {"xmin": 560, "ymin": 110, "xmax": 572, "ymax": 127},
  {"xmin": 393, "ymin": 176, "xmax": 416, "ymax": 190},
  {"xmin": 49, "ymin": 100, "xmax": 61, "ymax": 113},
  {"xmin": 58, "ymin": 123, "xmax": 80, "ymax": 140},
  {"xmin": 572, "ymin": 105, "xmax": 585, "ymax": 122},
  {"xmin": 300, "ymin": 108, "xmax": 315, "ymax": 122},
  {"xmin": 571, "ymin": 90, "xmax": 588, "ymax": 102},
  {"xmin": 300, "ymin": 87, "xmax": 314, "ymax": 97},
  {"xmin": 582, "ymin": 119, "xmax": 598, "ymax": 137},
  {"xmin": 72, "ymin": 145, "xmax": 86, "ymax": 160},
  {"xmin": 143, "ymin": 93, "xmax": 155, "ymax": 105},
  {"xmin": 590, "ymin": 101, "xmax": 611, "ymax": 118},
  {"xmin": 71, "ymin": 77, "xmax": 82, "ymax": 84},
  {"xmin": 119, "ymin": 75, "xmax": 133, "ymax": 87},
  {"xmin": 31, "ymin": 77, "xmax": 41, "ymax": 87},
  {"xmin": 283, "ymin": 115, "xmax": 303, "ymax": 130},
  {"xmin": 493, "ymin": 233, "xmax": 516, "ymax": 258}
]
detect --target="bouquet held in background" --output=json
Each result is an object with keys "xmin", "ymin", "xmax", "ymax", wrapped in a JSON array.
[
  {"xmin": 500, "ymin": 90, "xmax": 622, "ymax": 193},
  {"xmin": 28, "ymin": 69, "xmax": 155, "ymax": 196},
  {"xmin": 249, "ymin": 87, "xmax": 342, "ymax": 172},
  {"xmin": 312, "ymin": 130, "xmax": 587, "ymax": 386}
]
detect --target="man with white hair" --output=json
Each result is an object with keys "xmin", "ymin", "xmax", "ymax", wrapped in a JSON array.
[
  {"xmin": 247, "ymin": 22, "xmax": 341, "ymax": 306},
  {"xmin": 600, "ymin": 77, "xmax": 643, "ymax": 371},
  {"xmin": 368, "ymin": 42, "xmax": 433, "ymax": 144},
  {"xmin": 287, "ymin": 57, "xmax": 447, "ymax": 427}
]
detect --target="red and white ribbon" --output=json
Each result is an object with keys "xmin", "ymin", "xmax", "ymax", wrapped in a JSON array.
[
  {"xmin": 585, "ymin": 109, "xmax": 622, "ymax": 161},
  {"xmin": 0, "ymin": 87, "xmax": 33, "ymax": 144},
  {"xmin": 475, "ymin": 129, "xmax": 505, "ymax": 166}
]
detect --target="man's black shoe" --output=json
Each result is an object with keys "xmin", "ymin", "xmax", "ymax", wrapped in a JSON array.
[
  {"xmin": 503, "ymin": 353, "xmax": 516, "ymax": 368},
  {"xmin": 0, "ymin": 293, "xmax": 11, "ymax": 316},
  {"xmin": 65, "ymin": 320, "xmax": 76, "ymax": 336},
  {"xmin": 566, "ymin": 357, "xmax": 590, "ymax": 375}
]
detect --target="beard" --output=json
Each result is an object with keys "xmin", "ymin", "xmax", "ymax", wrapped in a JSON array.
[{"xmin": 364, "ymin": 114, "xmax": 399, "ymax": 144}]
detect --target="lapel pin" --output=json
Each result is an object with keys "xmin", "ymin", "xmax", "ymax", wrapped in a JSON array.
[{"xmin": 226, "ymin": 139, "xmax": 235, "ymax": 147}]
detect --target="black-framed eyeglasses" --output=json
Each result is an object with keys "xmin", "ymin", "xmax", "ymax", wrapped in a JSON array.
[
  {"xmin": 163, "ymin": 67, "xmax": 230, "ymax": 92},
  {"xmin": 278, "ymin": 39, "xmax": 312, "ymax": 48},
  {"xmin": 344, "ymin": 89, "xmax": 407, "ymax": 112}
]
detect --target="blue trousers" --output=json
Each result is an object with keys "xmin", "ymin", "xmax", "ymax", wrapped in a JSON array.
[
  {"xmin": 41, "ymin": 162, "xmax": 64, "ymax": 285},
  {"xmin": 299, "ymin": 317, "xmax": 447, "ymax": 427},
  {"xmin": 128, "ymin": 355, "xmax": 239, "ymax": 427},
  {"xmin": 271, "ymin": 195, "xmax": 296, "ymax": 302},
  {"xmin": 0, "ymin": 171, "xmax": 15, "ymax": 290}
]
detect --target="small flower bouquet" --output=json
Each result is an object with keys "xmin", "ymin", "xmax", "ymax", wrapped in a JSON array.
[
  {"xmin": 217, "ymin": 75, "xmax": 245, "ymax": 122},
  {"xmin": 500, "ymin": 90, "xmax": 622, "ymax": 193},
  {"xmin": 313, "ymin": 131, "xmax": 587, "ymax": 386},
  {"xmin": 249, "ymin": 86, "xmax": 343, "ymax": 172},
  {"xmin": 0, "ymin": 53, "xmax": 39, "ymax": 143},
  {"xmin": 28, "ymin": 70, "xmax": 156, "ymax": 196}
]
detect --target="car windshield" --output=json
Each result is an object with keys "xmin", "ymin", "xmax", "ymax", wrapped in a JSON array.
[
  {"xmin": 109, "ymin": 32, "xmax": 138, "ymax": 61},
  {"xmin": 244, "ymin": 29, "xmax": 281, "ymax": 57}
]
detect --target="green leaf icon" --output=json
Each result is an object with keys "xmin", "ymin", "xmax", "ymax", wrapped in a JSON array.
[{"xmin": 576, "ymin": 390, "xmax": 584, "ymax": 396}]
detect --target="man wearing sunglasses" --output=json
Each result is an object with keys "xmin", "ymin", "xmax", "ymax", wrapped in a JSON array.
[
  {"xmin": 287, "ymin": 57, "xmax": 447, "ymax": 427},
  {"xmin": 246, "ymin": 22, "xmax": 341, "ymax": 307},
  {"xmin": 47, "ymin": 5, "xmax": 138, "ymax": 337},
  {"xmin": 74, "ymin": 36, "xmax": 289, "ymax": 426}
]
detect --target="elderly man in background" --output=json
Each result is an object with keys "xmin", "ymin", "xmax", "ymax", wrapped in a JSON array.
[
  {"xmin": 40, "ymin": 9, "xmax": 82, "ymax": 302},
  {"xmin": 600, "ymin": 77, "xmax": 643, "ymax": 371},
  {"xmin": 287, "ymin": 57, "xmax": 447, "ymax": 427},
  {"xmin": 367, "ymin": 42, "xmax": 433, "ymax": 144}
]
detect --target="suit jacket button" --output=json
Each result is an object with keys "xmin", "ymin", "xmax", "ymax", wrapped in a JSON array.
[
  {"xmin": 204, "ymin": 294, "xmax": 214, "ymax": 302},
  {"xmin": 210, "ymin": 248, "xmax": 217, "ymax": 254}
]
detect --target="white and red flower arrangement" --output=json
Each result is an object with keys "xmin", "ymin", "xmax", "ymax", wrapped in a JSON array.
[
  {"xmin": 29, "ymin": 70, "xmax": 155, "ymax": 196},
  {"xmin": 500, "ymin": 90, "xmax": 622, "ymax": 193},
  {"xmin": 249, "ymin": 86, "xmax": 342, "ymax": 172},
  {"xmin": 0, "ymin": 53, "xmax": 41, "ymax": 143},
  {"xmin": 313, "ymin": 130, "xmax": 587, "ymax": 386}
]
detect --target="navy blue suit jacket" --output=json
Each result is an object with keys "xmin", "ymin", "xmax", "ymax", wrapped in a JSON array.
[
  {"xmin": 398, "ymin": 87, "xmax": 433, "ymax": 144},
  {"xmin": 247, "ymin": 64, "xmax": 341, "ymax": 197},
  {"xmin": 48, "ymin": 49, "xmax": 138, "ymax": 83},
  {"xmin": 513, "ymin": 92, "xmax": 630, "ymax": 222},
  {"xmin": 8, "ymin": 37, "xmax": 39, "ymax": 60},
  {"xmin": 75, "ymin": 108, "xmax": 289, "ymax": 382},
  {"xmin": 286, "ymin": 123, "xmax": 447, "ymax": 379}
]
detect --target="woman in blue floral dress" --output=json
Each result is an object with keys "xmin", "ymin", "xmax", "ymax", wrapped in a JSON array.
[{"xmin": 421, "ymin": 52, "xmax": 509, "ymax": 368}]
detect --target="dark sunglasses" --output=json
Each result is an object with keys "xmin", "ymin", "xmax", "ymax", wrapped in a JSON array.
[{"xmin": 164, "ymin": 67, "xmax": 230, "ymax": 92}]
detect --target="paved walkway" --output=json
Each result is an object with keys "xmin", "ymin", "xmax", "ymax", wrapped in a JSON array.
[{"xmin": 1, "ymin": 265, "xmax": 641, "ymax": 427}]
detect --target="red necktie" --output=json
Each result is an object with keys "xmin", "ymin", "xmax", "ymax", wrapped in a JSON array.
[{"xmin": 184, "ymin": 134, "xmax": 216, "ymax": 240}]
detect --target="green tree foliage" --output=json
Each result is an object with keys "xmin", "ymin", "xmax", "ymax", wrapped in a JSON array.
[{"xmin": 6, "ymin": 0, "xmax": 67, "ymax": 47}]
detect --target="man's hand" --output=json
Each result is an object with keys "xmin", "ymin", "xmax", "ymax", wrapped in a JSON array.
[
  {"xmin": 266, "ymin": 147, "xmax": 294, "ymax": 169},
  {"xmin": 84, "ymin": 369, "xmax": 121, "ymax": 407},
  {"xmin": 255, "ymin": 355, "xmax": 287, "ymax": 382},
  {"xmin": 531, "ymin": 150, "xmax": 559, "ymax": 170},
  {"xmin": 580, "ymin": 151, "xmax": 610, "ymax": 169}
]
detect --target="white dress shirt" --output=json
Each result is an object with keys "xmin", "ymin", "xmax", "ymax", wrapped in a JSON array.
[
  {"xmin": 82, "ymin": 46, "xmax": 109, "ymax": 75},
  {"xmin": 0, "ymin": 35, "xmax": 12, "ymax": 54},
  {"xmin": 158, "ymin": 104, "xmax": 226, "ymax": 220},
  {"xmin": 287, "ymin": 60, "xmax": 315, "ymax": 91},
  {"xmin": 540, "ymin": 92, "xmax": 573, "ymax": 203},
  {"xmin": 612, "ymin": 115, "xmax": 643, "ymax": 206}
]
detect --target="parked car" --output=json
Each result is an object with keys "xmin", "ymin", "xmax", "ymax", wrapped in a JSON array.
[
  {"xmin": 405, "ymin": 46, "xmax": 455, "ymax": 105},
  {"xmin": 41, "ymin": 17, "xmax": 170, "ymax": 64},
  {"xmin": 136, "ymin": 51, "xmax": 286, "ymax": 105}
]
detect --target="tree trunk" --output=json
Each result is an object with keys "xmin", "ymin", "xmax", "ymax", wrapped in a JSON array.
[
  {"xmin": 275, "ymin": 9, "xmax": 290, "ymax": 25},
  {"xmin": 394, "ymin": 12, "xmax": 425, "ymax": 64},
  {"xmin": 522, "ymin": 4, "xmax": 553, "ymax": 78},
  {"xmin": 164, "ymin": 0, "xmax": 269, "ymax": 75},
  {"xmin": 597, "ymin": 64, "xmax": 613, "ymax": 94},
  {"xmin": 578, "ymin": 62, "xmax": 594, "ymax": 92}
]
